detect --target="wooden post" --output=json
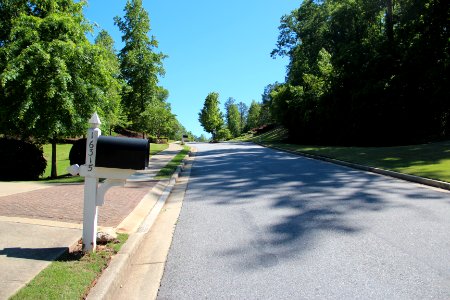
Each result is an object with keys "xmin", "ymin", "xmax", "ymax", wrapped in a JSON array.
[{"xmin": 82, "ymin": 112, "xmax": 101, "ymax": 252}]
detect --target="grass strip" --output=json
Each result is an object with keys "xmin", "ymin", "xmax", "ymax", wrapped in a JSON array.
[
  {"xmin": 234, "ymin": 126, "xmax": 450, "ymax": 183},
  {"xmin": 263, "ymin": 141, "xmax": 450, "ymax": 183},
  {"xmin": 150, "ymin": 143, "xmax": 169, "ymax": 156},
  {"xmin": 155, "ymin": 146, "xmax": 190, "ymax": 179},
  {"xmin": 10, "ymin": 234, "xmax": 128, "ymax": 300}
]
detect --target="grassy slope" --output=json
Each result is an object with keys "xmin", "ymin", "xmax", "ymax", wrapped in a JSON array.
[{"xmin": 239, "ymin": 127, "xmax": 450, "ymax": 183}]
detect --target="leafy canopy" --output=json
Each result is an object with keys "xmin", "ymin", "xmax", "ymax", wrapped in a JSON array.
[
  {"xmin": 198, "ymin": 92, "xmax": 224, "ymax": 140},
  {"xmin": 114, "ymin": 0, "xmax": 166, "ymax": 130},
  {"xmin": 0, "ymin": 0, "xmax": 120, "ymax": 141}
]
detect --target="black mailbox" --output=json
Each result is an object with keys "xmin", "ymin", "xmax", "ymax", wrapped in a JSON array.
[{"xmin": 95, "ymin": 136, "xmax": 149, "ymax": 170}]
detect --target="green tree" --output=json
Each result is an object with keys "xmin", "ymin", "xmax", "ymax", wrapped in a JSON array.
[
  {"xmin": 247, "ymin": 100, "xmax": 261, "ymax": 130},
  {"xmin": 140, "ymin": 101, "xmax": 177, "ymax": 140},
  {"xmin": 198, "ymin": 92, "xmax": 224, "ymax": 141},
  {"xmin": 216, "ymin": 127, "xmax": 232, "ymax": 141},
  {"xmin": 114, "ymin": 0, "xmax": 166, "ymax": 133},
  {"xmin": 237, "ymin": 102, "xmax": 248, "ymax": 132},
  {"xmin": 94, "ymin": 29, "xmax": 127, "ymax": 135},
  {"xmin": 226, "ymin": 102, "xmax": 241, "ymax": 137},
  {"xmin": 196, "ymin": 134, "xmax": 209, "ymax": 142},
  {"xmin": 271, "ymin": 0, "xmax": 449, "ymax": 145},
  {"xmin": 0, "ymin": 0, "xmax": 121, "ymax": 178}
]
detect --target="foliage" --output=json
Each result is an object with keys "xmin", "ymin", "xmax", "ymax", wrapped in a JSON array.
[
  {"xmin": 216, "ymin": 127, "xmax": 232, "ymax": 141},
  {"xmin": 94, "ymin": 29, "xmax": 127, "ymax": 134},
  {"xmin": 114, "ymin": 0, "xmax": 166, "ymax": 131},
  {"xmin": 0, "ymin": 137, "xmax": 46, "ymax": 180},
  {"xmin": 0, "ymin": 0, "xmax": 123, "ymax": 177},
  {"xmin": 140, "ymin": 101, "xmax": 178, "ymax": 138},
  {"xmin": 0, "ymin": 1, "xmax": 119, "ymax": 140},
  {"xmin": 198, "ymin": 92, "xmax": 224, "ymax": 140},
  {"xmin": 237, "ymin": 101, "xmax": 248, "ymax": 131},
  {"xmin": 247, "ymin": 100, "xmax": 261, "ymax": 130},
  {"xmin": 197, "ymin": 134, "xmax": 210, "ymax": 142},
  {"xmin": 271, "ymin": 0, "xmax": 450, "ymax": 145},
  {"xmin": 226, "ymin": 101, "xmax": 241, "ymax": 137},
  {"xmin": 259, "ymin": 82, "xmax": 280, "ymax": 126}
]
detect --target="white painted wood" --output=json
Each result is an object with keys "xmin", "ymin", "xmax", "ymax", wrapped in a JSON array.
[
  {"xmin": 82, "ymin": 113, "xmax": 101, "ymax": 252},
  {"xmin": 96, "ymin": 179, "xmax": 126, "ymax": 206}
]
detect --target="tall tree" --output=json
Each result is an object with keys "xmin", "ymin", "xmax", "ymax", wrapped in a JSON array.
[
  {"xmin": 198, "ymin": 92, "xmax": 224, "ymax": 141},
  {"xmin": 114, "ymin": 0, "xmax": 166, "ymax": 133},
  {"xmin": 94, "ymin": 29, "xmax": 126, "ymax": 135},
  {"xmin": 247, "ymin": 100, "xmax": 261, "ymax": 130},
  {"xmin": 227, "ymin": 103, "xmax": 241, "ymax": 137},
  {"xmin": 140, "ymin": 101, "xmax": 177, "ymax": 140},
  {"xmin": 224, "ymin": 97, "xmax": 241, "ymax": 137},
  {"xmin": 0, "ymin": 0, "xmax": 121, "ymax": 178},
  {"xmin": 270, "ymin": 0, "xmax": 449, "ymax": 145},
  {"xmin": 237, "ymin": 102, "xmax": 248, "ymax": 132}
]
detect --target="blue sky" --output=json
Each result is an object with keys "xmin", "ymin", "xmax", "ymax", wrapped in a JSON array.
[{"xmin": 84, "ymin": 1, "xmax": 300, "ymax": 137}]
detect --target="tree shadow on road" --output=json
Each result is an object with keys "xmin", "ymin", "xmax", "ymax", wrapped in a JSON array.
[{"xmin": 184, "ymin": 142, "xmax": 450, "ymax": 270}]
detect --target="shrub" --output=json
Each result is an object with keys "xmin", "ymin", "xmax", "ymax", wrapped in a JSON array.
[
  {"xmin": 0, "ymin": 138, "xmax": 47, "ymax": 180},
  {"xmin": 69, "ymin": 138, "xmax": 86, "ymax": 166},
  {"xmin": 216, "ymin": 128, "xmax": 232, "ymax": 141}
]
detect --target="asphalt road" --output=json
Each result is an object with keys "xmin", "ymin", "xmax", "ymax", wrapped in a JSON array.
[{"xmin": 158, "ymin": 142, "xmax": 450, "ymax": 299}]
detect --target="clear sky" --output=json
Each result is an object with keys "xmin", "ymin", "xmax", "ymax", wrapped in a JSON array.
[{"xmin": 83, "ymin": 1, "xmax": 300, "ymax": 137}]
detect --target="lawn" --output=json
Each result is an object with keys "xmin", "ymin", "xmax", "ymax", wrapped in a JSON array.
[
  {"xmin": 41, "ymin": 144, "xmax": 74, "ymax": 179},
  {"xmin": 150, "ymin": 143, "xmax": 169, "ymax": 156},
  {"xmin": 238, "ymin": 127, "xmax": 450, "ymax": 183},
  {"xmin": 267, "ymin": 141, "xmax": 450, "ymax": 183}
]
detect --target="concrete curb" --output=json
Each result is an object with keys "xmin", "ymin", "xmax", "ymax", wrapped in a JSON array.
[
  {"xmin": 86, "ymin": 152, "xmax": 193, "ymax": 300},
  {"xmin": 257, "ymin": 143, "xmax": 450, "ymax": 191}
]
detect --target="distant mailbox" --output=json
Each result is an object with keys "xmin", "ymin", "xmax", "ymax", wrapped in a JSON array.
[{"xmin": 95, "ymin": 136, "xmax": 149, "ymax": 170}]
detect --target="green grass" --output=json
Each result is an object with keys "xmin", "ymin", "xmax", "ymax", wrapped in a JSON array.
[
  {"xmin": 11, "ymin": 233, "xmax": 128, "ymax": 300},
  {"xmin": 41, "ymin": 144, "xmax": 73, "ymax": 179},
  {"xmin": 229, "ymin": 127, "xmax": 288, "ymax": 143},
  {"xmin": 267, "ymin": 141, "xmax": 450, "ymax": 183},
  {"xmin": 155, "ymin": 146, "xmax": 190, "ymax": 179},
  {"xmin": 235, "ymin": 127, "xmax": 450, "ymax": 183},
  {"xmin": 150, "ymin": 143, "xmax": 169, "ymax": 156}
]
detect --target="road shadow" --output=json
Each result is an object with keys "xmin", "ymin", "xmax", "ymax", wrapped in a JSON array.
[{"xmin": 185, "ymin": 142, "xmax": 450, "ymax": 270}]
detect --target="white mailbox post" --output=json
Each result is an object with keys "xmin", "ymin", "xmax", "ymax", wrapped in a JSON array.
[
  {"xmin": 68, "ymin": 113, "xmax": 149, "ymax": 252},
  {"xmin": 82, "ymin": 113, "xmax": 101, "ymax": 252}
]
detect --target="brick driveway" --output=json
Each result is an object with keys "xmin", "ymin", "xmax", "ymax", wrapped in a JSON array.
[{"xmin": 0, "ymin": 180, "xmax": 157, "ymax": 227}]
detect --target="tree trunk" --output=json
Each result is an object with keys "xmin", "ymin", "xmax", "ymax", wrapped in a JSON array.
[{"xmin": 51, "ymin": 137, "xmax": 57, "ymax": 179}]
